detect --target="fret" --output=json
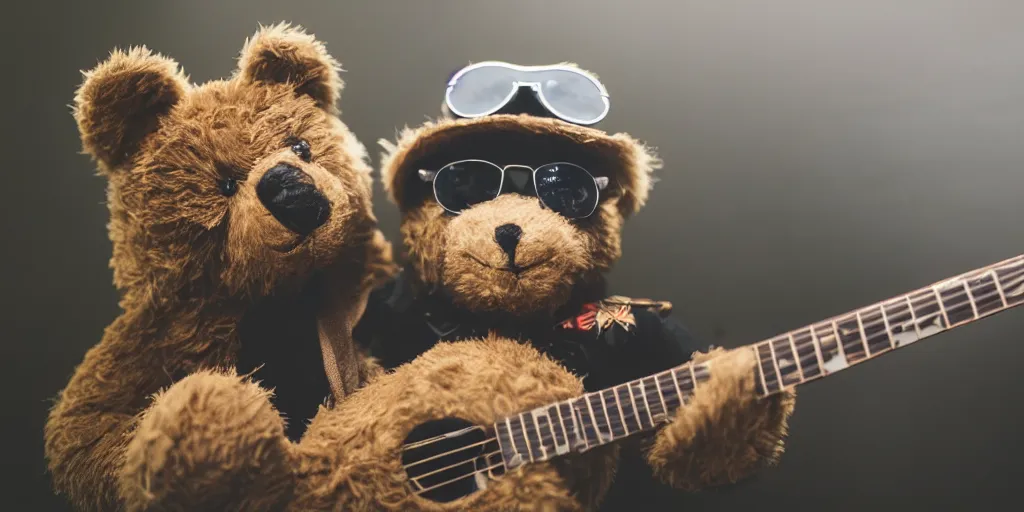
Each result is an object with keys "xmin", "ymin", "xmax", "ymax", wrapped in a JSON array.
[
  {"xmin": 855, "ymin": 311, "xmax": 871, "ymax": 356},
  {"xmin": 516, "ymin": 415, "xmax": 535, "ymax": 462},
  {"xmin": 547, "ymin": 405, "xmax": 568, "ymax": 454},
  {"xmin": 879, "ymin": 304, "xmax": 895, "ymax": 350},
  {"xmin": 607, "ymin": 388, "xmax": 628, "ymax": 436},
  {"xmin": 770, "ymin": 336, "xmax": 801, "ymax": 387},
  {"xmin": 909, "ymin": 289, "xmax": 948, "ymax": 337},
  {"xmin": 692, "ymin": 364, "xmax": 711, "ymax": 384},
  {"xmin": 968, "ymin": 271, "xmax": 1005, "ymax": 315},
  {"xmin": 810, "ymin": 328, "xmax": 826, "ymax": 376},
  {"xmin": 629, "ymin": 381, "xmax": 655, "ymax": 429},
  {"xmin": 931, "ymin": 287, "xmax": 952, "ymax": 328},
  {"xmin": 643, "ymin": 376, "xmax": 668, "ymax": 421},
  {"xmin": 882, "ymin": 297, "xmax": 920, "ymax": 348},
  {"xmin": 594, "ymin": 393, "xmax": 609, "ymax": 428},
  {"xmin": 540, "ymin": 410, "xmax": 558, "ymax": 457},
  {"xmin": 962, "ymin": 280, "xmax": 979, "ymax": 319},
  {"xmin": 994, "ymin": 260, "xmax": 1024, "ymax": 306},
  {"xmin": 497, "ymin": 419, "xmax": 524, "ymax": 468},
  {"xmin": 767, "ymin": 339, "xmax": 784, "ymax": 386},
  {"xmin": 990, "ymin": 270, "xmax": 1009, "ymax": 308},
  {"xmin": 586, "ymin": 394, "xmax": 611, "ymax": 443},
  {"xmin": 835, "ymin": 314, "xmax": 868, "ymax": 363},
  {"xmin": 787, "ymin": 334, "xmax": 806, "ymax": 381},
  {"xmin": 558, "ymin": 402, "xmax": 582, "ymax": 451},
  {"xmin": 673, "ymin": 367, "xmax": 696, "ymax": 403},
  {"xmin": 600, "ymin": 390, "xmax": 625, "ymax": 439},
  {"xmin": 616, "ymin": 385, "xmax": 642, "ymax": 432},
  {"xmin": 639, "ymin": 379, "xmax": 658, "ymax": 426},
  {"xmin": 937, "ymin": 281, "xmax": 975, "ymax": 327},
  {"xmin": 756, "ymin": 342, "xmax": 781, "ymax": 393},
  {"xmin": 669, "ymin": 368, "xmax": 684, "ymax": 404},
  {"xmin": 657, "ymin": 372, "xmax": 682, "ymax": 413},
  {"xmin": 814, "ymin": 322, "xmax": 847, "ymax": 374},
  {"xmin": 689, "ymin": 364, "xmax": 701, "ymax": 388},
  {"xmin": 652, "ymin": 375, "xmax": 669, "ymax": 417},
  {"xmin": 522, "ymin": 412, "xmax": 543, "ymax": 461},
  {"xmin": 858, "ymin": 306, "xmax": 892, "ymax": 357},
  {"xmin": 905, "ymin": 295, "xmax": 923, "ymax": 338},
  {"xmin": 792, "ymin": 329, "xmax": 822, "ymax": 379},
  {"xmin": 572, "ymin": 399, "xmax": 598, "ymax": 449},
  {"xmin": 531, "ymin": 410, "xmax": 551, "ymax": 459}
]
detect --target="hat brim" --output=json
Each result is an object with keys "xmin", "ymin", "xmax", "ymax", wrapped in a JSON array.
[{"xmin": 379, "ymin": 114, "xmax": 661, "ymax": 216}]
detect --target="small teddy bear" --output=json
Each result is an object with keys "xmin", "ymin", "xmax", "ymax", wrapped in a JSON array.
[
  {"xmin": 44, "ymin": 24, "xmax": 394, "ymax": 511},
  {"xmin": 353, "ymin": 61, "xmax": 797, "ymax": 508}
]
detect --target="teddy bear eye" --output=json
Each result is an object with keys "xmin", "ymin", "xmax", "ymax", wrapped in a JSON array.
[
  {"xmin": 219, "ymin": 177, "xmax": 238, "ymax": 197},
  {"xmin": 289, "ymin": 138, "xmax": 312, "ymax": 162}
]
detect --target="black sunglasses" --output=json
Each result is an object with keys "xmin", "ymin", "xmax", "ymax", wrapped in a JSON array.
[{"xmin": 417, "ymin": 160, "xmax": 609, "ymax": 219}]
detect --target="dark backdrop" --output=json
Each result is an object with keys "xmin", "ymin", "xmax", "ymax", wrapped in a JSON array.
[{"xmin": 5, "ymin": 1, "xmax": 1024, "ymax": 510}]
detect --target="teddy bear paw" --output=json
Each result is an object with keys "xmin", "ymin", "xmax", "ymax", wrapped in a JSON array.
[
  {"xmin": 645, "ymin": 347, "xmax": 796, "ymax": 491},
  {"xmin": 119, "ymin": 369, "xmax": 294, "ymax": 511}
]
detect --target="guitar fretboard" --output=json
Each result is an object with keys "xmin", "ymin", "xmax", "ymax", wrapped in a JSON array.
[{"xmin": 494, "ymin": 254, "xmax": 1024, "ymax": 470}]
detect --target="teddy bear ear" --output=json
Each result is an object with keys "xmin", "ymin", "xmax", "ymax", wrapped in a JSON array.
[
  {"xmin": 237, "ymin": 23, "xmax": 343, "ymax": 113},
  {"xmin": 74, "ymin": 46, "xmax": 188, "ymax": 172}
]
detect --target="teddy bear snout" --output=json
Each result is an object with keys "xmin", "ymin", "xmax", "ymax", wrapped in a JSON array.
[{"xmin": 256, "ymin": 163, "xmax": 331, "ymax": 236}]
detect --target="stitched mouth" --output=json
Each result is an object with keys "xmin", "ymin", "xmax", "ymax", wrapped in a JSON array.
[{"xmin": 464, "ymin": 251, "xmax": 549, "ymax": 275}]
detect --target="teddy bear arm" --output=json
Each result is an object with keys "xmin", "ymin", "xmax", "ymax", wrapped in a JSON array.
[
  {"xmin": 645, "ymin": 347, "xmax": 796, "ymax": 491},
  {"xmin": 44, "ymin": 310, "xmax": 243, "ymax": 510},
  {"xmin": 118, "ymin": 369, "xmax": 297, "ymax": 512}
]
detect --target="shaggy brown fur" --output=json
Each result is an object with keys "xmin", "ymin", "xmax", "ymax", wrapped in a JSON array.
[
  {"xmin": 113, "ymin": 336, "xmax": 615, "ymax": 511},
  {"xmin": 380, "ymin": 115, "xmax": 647, "ymax": 315},
  {"xmin": 371, "ymin": 104, "xmax": 797, "ymax": 508},
  {"xmin": 44, "ymin": 24, "xmax": 395, "ymax": 511}
]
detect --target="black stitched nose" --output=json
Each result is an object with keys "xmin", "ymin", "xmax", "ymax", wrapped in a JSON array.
[
  {"xmin": 256, "ymin": 163, "xmax": 331, "ymax": 236},
  {"xmin": 494, "ymin": 223, "xmax": 522, "ymax": 264}
]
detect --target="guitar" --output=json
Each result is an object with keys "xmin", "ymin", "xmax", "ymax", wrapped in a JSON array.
[{"xmin": 338, "ymin": 253, "xmax": 1024, "ymax": 507}]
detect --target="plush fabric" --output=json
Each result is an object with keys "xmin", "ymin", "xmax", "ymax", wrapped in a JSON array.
[{"xmin": 43, "ymin": 23, "xmax": 395, "ymax": 511}]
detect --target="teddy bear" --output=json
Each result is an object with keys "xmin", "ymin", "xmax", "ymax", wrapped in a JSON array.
[
  {"xmin": 349, "ymin": 61, "xmax": 798, "ymax": 509},
  {"xmin": 43, "ymin": 23, "xmax": 396, "ymax": 511}
]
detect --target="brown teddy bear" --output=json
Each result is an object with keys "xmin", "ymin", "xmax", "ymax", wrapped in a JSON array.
[
  {"xmin": 351, "ymin": 61, "xmax": 798, "ymax": 508},
  {"xmin": 43, "ymin": 24, "xmax": 395, "ymax": 511}
]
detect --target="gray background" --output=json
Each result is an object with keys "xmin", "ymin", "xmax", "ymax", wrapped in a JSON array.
[{"xmin": 5, "ymin": 1, "xmax": 1024, "ymax": 509}]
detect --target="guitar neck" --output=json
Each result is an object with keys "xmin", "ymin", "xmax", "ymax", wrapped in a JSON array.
[{"xmin": 494, "ymin": 254, "xmax": 1024, "ymax": 470}]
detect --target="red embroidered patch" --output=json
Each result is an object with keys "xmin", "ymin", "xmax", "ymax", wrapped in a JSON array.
[
  {"xmin": 557, "ymin": 296, "xmax": 673, "ymax": 334},
  {"xmin": 557, "ymin": 300, "xmax": 635, "ymax": 334}
]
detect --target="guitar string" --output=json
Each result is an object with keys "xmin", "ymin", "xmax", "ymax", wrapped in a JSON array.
[
  {"xmin": 396, "ymin": 264, "xmax": 1024, "ymax": 467},
  {"xmin": 403, "ymin": 437, "xmax": 499, "ymax": 470},
  {"xmin": 766, "ymin": 278, "xmax": 1023, "ymax": 372},
  {"xmin": 412, "ymin": 459, "xmax": 507, "ymax": 496},
  {"xmin": 757, "ymin": 281, "xmax": 1023, "ymax": 386},
  {"xmin": 407, "ymin": 449, "xmax": 503, "ymax": 482},
  {"xmin": 402, "ymin": 425, "xmax": 486, "ymax": 452},
  {"xmin": 753, "ymin": 271, "xmax": 1023, "ymax": 374},
  {"xmin": 769, "ymin": 268, "xmax": 1023, "ymax": 353}
]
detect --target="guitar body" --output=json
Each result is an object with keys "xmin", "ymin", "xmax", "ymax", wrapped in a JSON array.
[{"xmin": 293, "ymin": 335, "xmax": 619, "ymax": 511}]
